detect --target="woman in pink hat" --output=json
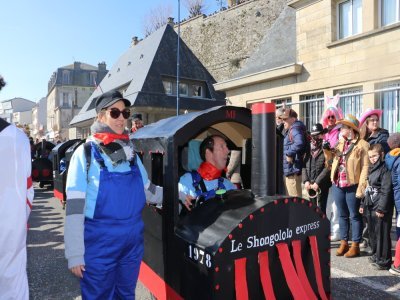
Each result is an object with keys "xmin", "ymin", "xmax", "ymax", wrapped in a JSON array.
[
  {"xmin": 321, "ymin": 96, "xmax": 343, "ymax": 149},
  {"xmin": 320, "ymin": 96, "xmax": 343, "ymax": 242},
  {"xmin": 359, "ymin": 108, "xmax": 389, "ymax": 153}
]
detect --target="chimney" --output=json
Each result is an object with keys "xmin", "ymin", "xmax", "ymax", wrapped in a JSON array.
[
  {"xmin": 131, "ymin": 36, "xmax": 139, "ymax": 47},
  {"xmin": 167, "ymin": 17, "xmax": 174, "ymax": 27},
  {"xmin": 98, "ymin": 62, "xmax": 106, "ymax": 71},
  {"xmin": 74, "ymin": 61, "xmax": 81, "ymax": 70}
]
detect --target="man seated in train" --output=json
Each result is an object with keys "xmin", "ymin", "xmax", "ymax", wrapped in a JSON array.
[{"xmin": 178, "ymin": 135, "xmax": 236, "ymax": 212}]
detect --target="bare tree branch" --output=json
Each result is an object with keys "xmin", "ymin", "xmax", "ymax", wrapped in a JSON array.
[
  {"xmin": 0, "ymin": 76, "xmax": 5, "ymax": 91},
  {"xmin": 183, "ymin": 0, "xmax": 206, "ymax": 18},
  {"xmin": 142, "ymin": 4, "xmax": 173, "ymax": 37}
]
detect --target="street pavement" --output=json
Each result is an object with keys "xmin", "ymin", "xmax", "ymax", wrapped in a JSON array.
[{"xmin": 27, "ymin": 184, "xmax": 400, "ymax": 299}]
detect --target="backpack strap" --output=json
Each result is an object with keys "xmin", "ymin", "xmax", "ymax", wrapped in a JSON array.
[
  {"xmin": 83, "ymin": 142, "xmax": 92, "ymax": 181},
  {"xmin": 129, "ymin": 150, "xmax": 137, "ymax": 167},
  {"xmin": 0, "ymin": 119, "xmax": 10, "ymax": 133},
  {"xmin": 191, "ymin": 170, "xmax": 226, "ymax": 201},
  {"xmin": 191, "ymin": 170, "xmax": 207, "ymax": 197},
  {"xmin": 90, "ymin": 143, "xmax": 106, "ymax": 169},
  {"xmin": 217, "ymin": 177, "xmax": 226, "ymax": 190}
]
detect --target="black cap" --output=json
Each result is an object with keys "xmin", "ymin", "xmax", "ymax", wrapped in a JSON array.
[
  {"xmin": 310, "ymin": 123, "xmax": 325, "ymax": 135},
  {"xmin": 132, "ymin": 113, "xmax": 142, "ymax": 121},
  {"xmin": 95, "ymin": 90, "xmax": 131, "ymax": 113}
]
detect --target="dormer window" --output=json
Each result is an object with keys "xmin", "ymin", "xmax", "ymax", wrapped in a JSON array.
[
  {"xmin": 62, "ymin": 70, "xmax": 70, "ymax": 84},
  {"xmin": 90, "ymin": 72, "xmax": 97, "ymax": 86},
  {"xmin": 192, "ymin": 84, "xmax": 203, "ymax": 97},
  {"xmin": 179, "ymin": 83, "xmax": 188, "ymax": 96},
  {"xmin": 163, "ymin": 81, "xmax": 173, "ymax": 95}
]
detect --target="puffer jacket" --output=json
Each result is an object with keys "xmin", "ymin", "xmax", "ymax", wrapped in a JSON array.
[
  {"xmin": 385, "ymin": 149, "xmax": 400, "ymax": 211},
  {"xmin": 362, "ymin": 160, "xmax": 393, "ymax": 213},
  {"xmin": 283, "ymin": 120, "xmax": 307, "ymax": 176},
  {"xmin": 331, "ymin": 137, "xmax": 370, "ymax": 198},
  {"xmin": 367, "ymin": 128, "xmax": 390, "ymax": 154}
]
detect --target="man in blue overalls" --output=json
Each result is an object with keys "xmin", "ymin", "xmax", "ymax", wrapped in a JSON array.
[{"xmin": 178, "ymin": 135, "xmax": 236, "ymax": 212}]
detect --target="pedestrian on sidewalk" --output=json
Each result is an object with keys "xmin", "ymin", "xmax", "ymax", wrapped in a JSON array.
[
  {"xmin": 0, "ymin": 76, "xmax": 34, "ymax": 300},
  {"xmin": 321, "ymin": 96, "xmax": 343, "ymax": 242},
  {"xmin": 331, "ymin": 115, "xmax": 369, "ymax": 258},
  {"xmin": 359, "ymin": 144, "xmax": 393, "ymax": 270},
  {"xmin": 385, "ymin": 133, "xmax": 400, "ymax": 276},
  {"xmin": 64, "ymin": 90, "xmax": 162, "ymax": 299},
  {"xmin": 280, "ymin": 108, "xmax": 308, "ymax": 198},
  {"xmin": 302, "ymin": 123, "xmax": 331, "ymax": 214}
]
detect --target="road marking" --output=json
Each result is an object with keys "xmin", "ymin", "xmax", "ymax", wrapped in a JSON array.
[{"xmin": 331, "ymin": 268, "xmax": 400, "ymax": 298}]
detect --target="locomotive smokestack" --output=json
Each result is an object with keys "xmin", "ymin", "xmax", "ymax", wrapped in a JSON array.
[{"xmin": 251, "ymin": 103, "xmax": 276, "ymax": 197}]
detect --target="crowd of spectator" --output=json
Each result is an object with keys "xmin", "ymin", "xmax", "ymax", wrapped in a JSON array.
[{"xmin": 275, "ymin": 102, "xmax": 400, "ymax": 276}]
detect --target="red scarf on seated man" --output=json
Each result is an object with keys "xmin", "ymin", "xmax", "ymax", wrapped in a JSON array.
[{"xmin": 197, "ymin": 161, "xmax": 226, "ymax": 181}]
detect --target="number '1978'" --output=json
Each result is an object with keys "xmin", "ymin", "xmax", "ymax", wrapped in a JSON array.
[{"xmin": 188, "ymin": 245, "xmax": 212, "ymax": 268}]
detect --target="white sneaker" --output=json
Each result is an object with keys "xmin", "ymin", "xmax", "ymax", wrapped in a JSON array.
[{"xmin": 331, "ymin": 233, "xmax": 340, "ymax": 242}]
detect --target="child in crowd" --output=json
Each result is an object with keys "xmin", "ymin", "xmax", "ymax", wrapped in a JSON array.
[
  {"xmin": 386, "ymin": 133, "xmax": 400, "ymax": 276},
  {"xmin": 359, "ymin": 144, "xmax": 393, "ymax": 270},
  {"xmin": 302, "ymin": 123, "xmax": 331, "ymax": 214}
]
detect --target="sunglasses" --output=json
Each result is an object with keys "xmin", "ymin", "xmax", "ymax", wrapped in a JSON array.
[
  {"xmin": 327, "ymin": 115, "xmax": 336, "ymax": 120},
  {"xmin": 106, "ymin": 108, "xmax": 131, "ymax": 119}
]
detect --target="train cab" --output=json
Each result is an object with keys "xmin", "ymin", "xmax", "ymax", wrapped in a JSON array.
[
  {"xmin": 132, "ymin": 104, "xmax": 330, "ymax": 300},
  {"xmin": 32, "ymin": 140, "xmax": 55, "ymax": 188},
  {"xmin": 52, "ymin": 139, "xmax": 83, "ymax": 207}
]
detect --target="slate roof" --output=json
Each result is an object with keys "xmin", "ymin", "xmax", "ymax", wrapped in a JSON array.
[
  {"xmin": 71, "ymin": 24, "xmax": 225, "ymax": 126},
  {"xmin": 232, "ymin": 6, "xmax": 296, "ymax": 79},
  {"xmin": 61, "ymin": 63, "xmax": 98, "ymax": 70}
]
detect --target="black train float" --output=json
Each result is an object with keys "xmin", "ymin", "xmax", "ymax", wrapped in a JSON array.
[
  {"xmin": 52, "ymin": 139, "xmax": 83, "ymax": 208},
  {"xmin": 32, "ymin": 140, "xmax": 55, "ymax": 188},
  {"xmin": 132, "ymin": 103, "xmax": 330, "ymax": 300},
  {"xmin": 55, "ymin": 104, "xmax": 330, "ymax": 299}
]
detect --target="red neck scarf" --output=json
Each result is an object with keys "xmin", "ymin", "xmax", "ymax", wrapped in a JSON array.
[
  {"xmin": 93, "ymin": 133, "xmax": 129, "ymax": 145},
  {"xmin": 197, "ymin": 161, "xmax": 225, "ymax": 180}
]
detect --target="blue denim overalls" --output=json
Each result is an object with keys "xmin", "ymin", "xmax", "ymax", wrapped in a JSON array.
[{"xmin": 81, "ymin": 144, "xmax": 145, "ymax": 299}]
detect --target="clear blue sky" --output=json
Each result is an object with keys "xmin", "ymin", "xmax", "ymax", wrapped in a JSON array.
[{"xmin": 0, "ymin": 0, "xmax": 222, "ymax": 102}]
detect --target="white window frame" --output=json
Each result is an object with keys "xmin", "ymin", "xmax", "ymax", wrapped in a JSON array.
[
  {"xmin": 335, "ymin": 87, "xmax": 363, "ymax": 118},
  {"xmin": 377, "ymin": 81, "xmax": 400, "ymax": 133},
  {"xmin": 272, "ymin": 98, "xmax": 292, "ymax": 108},
  {"xmin": 62, "ymin": 92, "xmax": 69, "ymax": 107},
  {"xmin": 337, "ymin": 0, "xmax": 362, "ymax": 39},
  {"xmin": 300, "ymin": 93, "xmax": 324, "ymax": 131},
  {"xmin": 380, "ymin": 0, "xmax": 400, "ymax": 27}
]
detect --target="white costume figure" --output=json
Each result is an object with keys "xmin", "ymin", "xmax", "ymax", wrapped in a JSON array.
[{"xmin": 0, "ymin": 121, "xmax": 34, "ymax": 299}]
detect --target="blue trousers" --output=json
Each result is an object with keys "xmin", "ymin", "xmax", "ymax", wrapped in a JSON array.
[
  {"xmin": 332, "ymin": 184, "xmax": 362, "ymax": 242},
  {"xmin": 80, "ymin": 219, "xmax": 144, "ymax": 300}
]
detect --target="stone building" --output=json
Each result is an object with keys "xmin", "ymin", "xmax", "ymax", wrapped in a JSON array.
[
  {"xmin": 212, "ymin": 0, "xmax": 400, "ymax": 132},
  {"xmin": 46, "ymin": 62, "xmax": 108, "ymax": 141},
  {"xmin": 177, "ymin": 0, "xmax": 291, "ymax": 82},
  {"xmin": 0, "ymin": 97, "xmax": 35, "ymax": 123},
  {"xmin": 31, "ymin": 97, "xmax": 47, "ymax": 140}
]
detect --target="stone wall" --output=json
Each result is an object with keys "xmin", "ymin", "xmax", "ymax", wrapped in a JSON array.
[{"xmin": 176, "ymin": 0, "xmax": 290, "ymax": 81}]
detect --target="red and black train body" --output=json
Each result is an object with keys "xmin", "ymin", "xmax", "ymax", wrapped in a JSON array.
[{"xmin": 132, "ymin": 104, "xmax": 330, "ymax": 300}]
